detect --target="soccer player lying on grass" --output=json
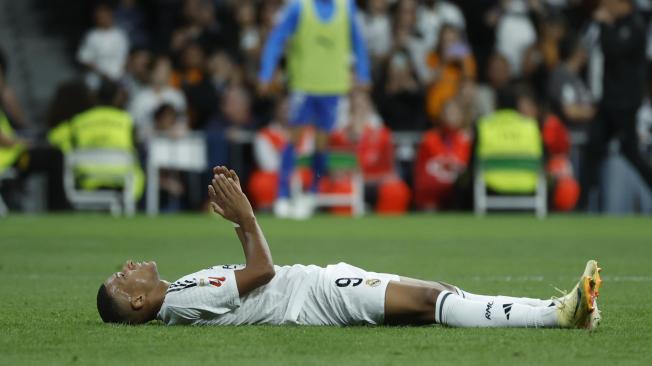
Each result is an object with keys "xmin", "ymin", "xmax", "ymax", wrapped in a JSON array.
[{"xmin": 97, "ymin": 166, "xmax": 602, "ymax": 329}]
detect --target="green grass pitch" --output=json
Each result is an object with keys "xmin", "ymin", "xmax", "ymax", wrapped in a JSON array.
[{"xmin": 1, "ymin": 214, "xmax": 651, "ymax": 365}]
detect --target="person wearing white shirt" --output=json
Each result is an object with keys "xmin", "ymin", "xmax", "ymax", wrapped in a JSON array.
[
  {"xmin": 128, "ymin": 56, "xmax": 187, "ymax": 144},
  {"xmin": 495, "ymin": 0, "xmax": 537, "ymax": 77},
  {"xmin": 76, "ymin": 3, "xmax": 129, "ymax": 90},
  {"xmin": 393, "ymin": 0, "xmax": 431, "ymax": 84},
  {"xmin": 418, "ymin": 0, "xmax": 466, "ymax": 50},
  {"xmin": 359, "ymin": 0, "xmax": 392, "ymax": 61}
]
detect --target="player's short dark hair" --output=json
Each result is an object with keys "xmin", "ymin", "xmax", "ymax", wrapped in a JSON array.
[{"xmin": 97, "ymin": 284, "xmax": 126, "ymax": 324}]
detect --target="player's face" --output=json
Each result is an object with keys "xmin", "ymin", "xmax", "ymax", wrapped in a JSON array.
[{"xmin": 104, "ymin": 260, "xmax": 160, "ymax": 304}]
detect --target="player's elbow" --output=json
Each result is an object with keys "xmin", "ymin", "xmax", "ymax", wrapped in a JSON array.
[{"xmin": 257, "ymin": 266, "xmax": 276, "ymax": 285}]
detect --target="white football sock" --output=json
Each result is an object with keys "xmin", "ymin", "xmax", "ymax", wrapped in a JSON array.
[
  {"xmin": 453, "ymin": 286, "xmax": 555, "ymax": 308},
  {"xmin": 435, "ymin": 291, "xmax": 558, "ymax": 328}
]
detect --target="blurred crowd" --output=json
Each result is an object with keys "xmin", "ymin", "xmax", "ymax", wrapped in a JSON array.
[{"xmin": 3, "ymin": 0, "xmax": 652, "ymax": 214}]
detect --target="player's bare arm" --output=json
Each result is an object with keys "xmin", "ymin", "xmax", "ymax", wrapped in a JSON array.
[{"xmin": 208, "ymin": 166, "xmax": 275, "ymax": 296}]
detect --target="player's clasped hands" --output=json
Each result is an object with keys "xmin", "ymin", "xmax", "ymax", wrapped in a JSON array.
[{"xmin": 208, "ymin": 166, "xmax": 254, "ymax": 225}]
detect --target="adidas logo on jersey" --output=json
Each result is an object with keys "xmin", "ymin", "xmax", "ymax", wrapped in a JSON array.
[{"xmin": 503, "ymin": 303, "xmax": 513, "ymax": 320}]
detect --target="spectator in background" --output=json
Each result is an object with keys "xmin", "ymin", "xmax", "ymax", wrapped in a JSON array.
[
  {"xmin": 359, "ymin": 0, "xmax": 392, "ymax": 70},
  {"xmin": 248, "ymin": 97, "xmax": 315, "ymax": 210},
  {"xmin": 49, "ymin": 81, "xmax": 144, "ymax": 202},
  {"xmin": 153, "ymin": 104, "xmax": 186, "ymax": 211},
  {"xmin": 637, "ymin": 76, "xmax": 652, "ymax": 165},
  {"xmin": 1, "ymin": 62, "xmax": 69, "ymax": 210},
  {"xmin": 0, "ymin": 48, "xmax": 31, "ymax": 129},
  {"xmin": 522, "ymin": 14, "xmax": 566, "ymax": 97},
  {"xmin": 113, "ymin": 0, "xmax": 149, "ymax": 49},
  {"xmin": 414, "ymin": 98, "xmax": 472, "ymax": 210},
  {"xmin": 457, "ymin": 79, "xmax": 492, "ymax": 128},
  {"xmin": 329, "ymin": 91, "xmax": 411, "ymax": 214},
  {"xmin": 173, "ymin": 42, "xmax": 219, "ymax": 129},
  {"xmin": 0, "ymin": 107, "xmax": 67, "ymax": 210},
  {"xmin": 375, "ymin": 51, "xmax": 426, "ymax": 130},
  {"xmin": 206, "ymin": 51, "xmax": 242, "ymax": 96},
  {"xmin": 547, "ymin": 35, "xmax": 595, "ymax": 128},
  {"xmin": 205, "ymin": 86, "xmax": 256, "ymax": 181},
  {"xmin": 221, "ymin": 86, "xmax": 257, "ymax": 131},
  {"xmin": 425, "ymin": 24, "xmax": 476, "ymax": 121},
  {"xmin": 367, "ymin": 2, "xmax": 429, "ymax": 132},
  {"xmin": 470, "ymin": 88, "xmax": 543, "ymax": 199},
  {"xmin": 249, "ymin": 97, "xmax": 291, "ymax": 210},
  {"xmin": 123, "ymin": 48, "xmax": 152, "ymax": 99},
  {"xmin": 46, "ymin": 80, "xmax": 95, "ymax": 130},
  {"xmin": 44, "ymin": 80, "xmax": 94, "ymax": 211},
  {"xmin": 153, "ymin": 103, "xmax": 187, "ymax": 139},
  {"xmin": 170, "ymin": 0, "xmax": 223, "ymax": 54},
  {"xmin": 457, "ymin": 0, "xmax": 498, "ymax": 82},
  {"xmin": 77, "ymin": 2, "xmax": 129, "ymax": 89},
  {"xmin": 582, "ymin": 0, "xmax": 652, "ymax": 206},
  {"xmin": 516, "ymin": 86, "xmax": 580, "ymax": 211},
  {"xmin": 495, "ymin": 0, "xmax": 537, "ymax": 77},
  {"xmin": 171, "ymin": 42, "xmax": 205, "ymax": 89},
  {"xmin": 418, "ymin": 0, "xmax": 467, "ymax": 51},
  {"xmin": 474, "ymin": 52, "xmax": 513, "ymax": 115},
  {"xmin": 486, "ymin": 52, "xmax": 513, "ymax": 96},
  {"xmin": 129, "ymin": 56, "xmax": 187, "ymax": 144},
  {"xmin": 392, "ymin": 0, "xmax": 430, "ymax": 83},
  {"xmin": 235, "ymin": 1, "xmax": 262, "ymax": 83}
]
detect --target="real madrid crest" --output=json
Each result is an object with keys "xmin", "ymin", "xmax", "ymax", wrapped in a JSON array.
[{"xmin": 365, "ymin": 278, "xmax": 381, "ymax": 287}]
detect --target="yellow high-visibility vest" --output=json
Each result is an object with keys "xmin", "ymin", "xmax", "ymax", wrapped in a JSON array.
[
  {"xmin": 476, "ymin": 110, "xmax": 543, "ymax": 193},
  {"xmin": 287, "ymin": 0, "xmax": 351, "ymax": 94},
  {"xmin": 0, "ymin": 110, "xmax": 25, "ymax": 173},
  {"xmin": 48, "ymin": 106, "xmax": 144, "ymax": 199}
]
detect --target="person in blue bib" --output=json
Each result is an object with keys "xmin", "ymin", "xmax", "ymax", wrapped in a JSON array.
[{"xmin": 258, "ymin": 0, "xmax": 370, "ymax": 218}]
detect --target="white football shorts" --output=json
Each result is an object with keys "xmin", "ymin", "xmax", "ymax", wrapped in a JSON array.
[{"xmin": 297, "ymin": 262, "xmax": 400, "ymax": 326}]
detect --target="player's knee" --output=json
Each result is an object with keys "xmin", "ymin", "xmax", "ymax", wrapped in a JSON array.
[
  {"xmin": 422, "ymin": 287, "xmax": 440, "ymax": 310},
  {"xmin": 413, "ymin": 287, "xmax": 441, "ymax": 323}
]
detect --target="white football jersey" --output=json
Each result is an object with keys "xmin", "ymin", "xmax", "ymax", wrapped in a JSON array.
[
  {"xmin": 157, "ymin": 263, "xmax": 399, "ymax": 326},
  {"xmin": 158, "ymin": 264, "xmax": 323, "ymax": 325}
]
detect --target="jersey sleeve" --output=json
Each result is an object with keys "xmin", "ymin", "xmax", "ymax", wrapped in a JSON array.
[{"xmin": 159, "ymin": 268, "xmax": 241, "ymax": 325}]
